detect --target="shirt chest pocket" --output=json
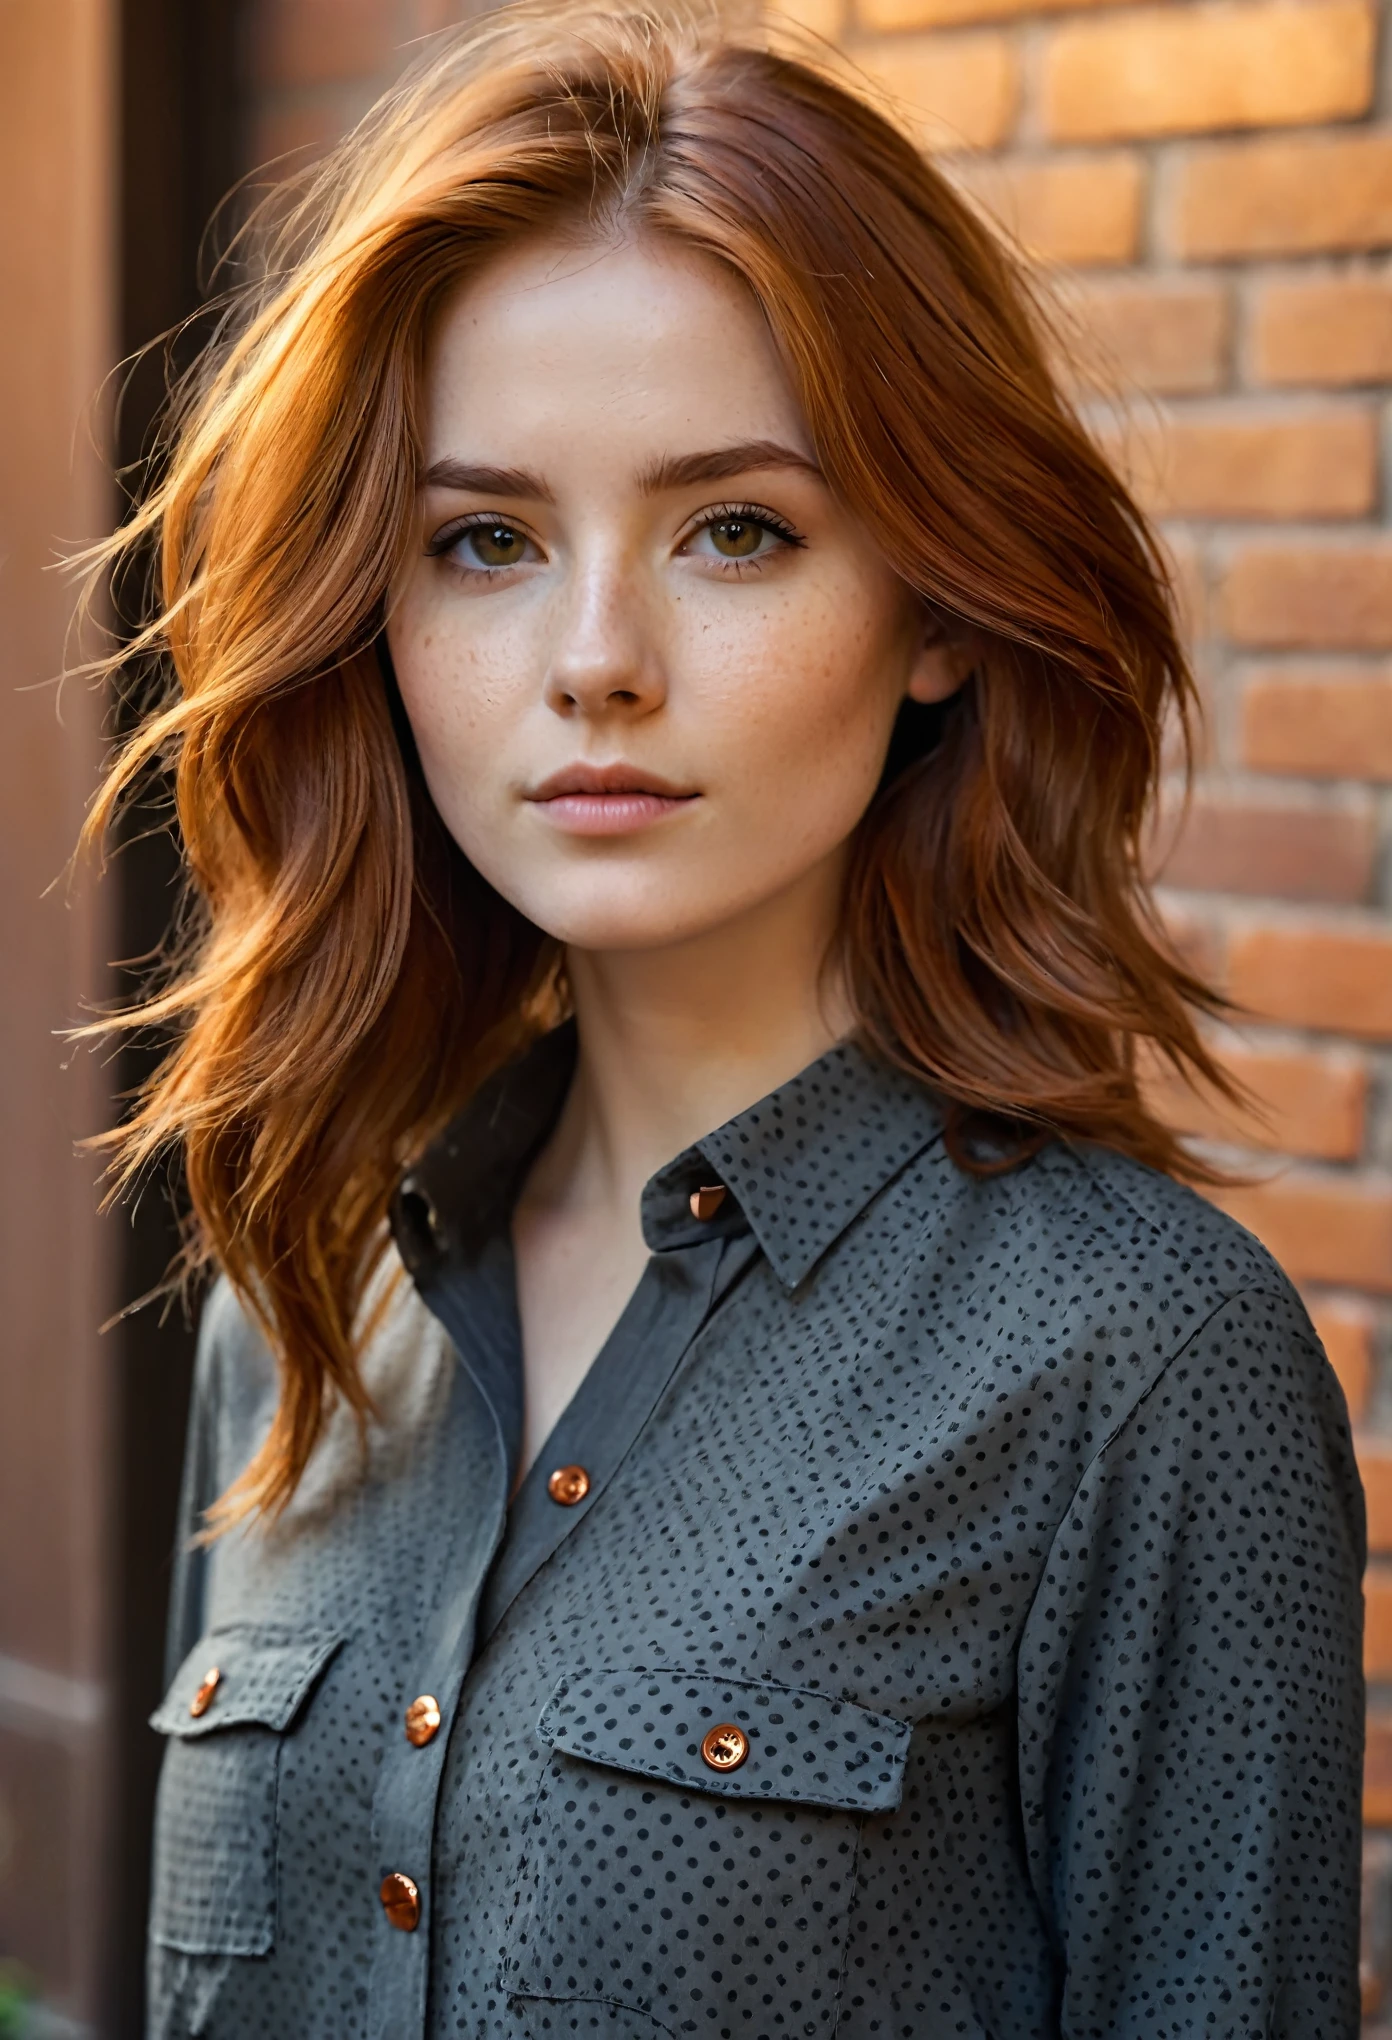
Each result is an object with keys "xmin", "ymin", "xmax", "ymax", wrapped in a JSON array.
[
  {"xmin": 501, "ymin": 1668, "xmax": 911, "ymax": 2038},
  {"xmin": 148, "ymin": 1624, "xmax": 344, "ymax": 1957}
]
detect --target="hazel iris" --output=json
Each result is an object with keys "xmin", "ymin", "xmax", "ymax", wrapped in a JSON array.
[{"xmin": 708, "ymin": 517, "xmax": 762, "ymax": 558}]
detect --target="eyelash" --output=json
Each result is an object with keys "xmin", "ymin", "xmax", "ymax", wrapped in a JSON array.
[
  {"xmin": 688, "ymin": 502, "xmax": 806, "ymax": 553},
  {"xmin": 424, "ymin": 511, "xmax": 527, "ymax": 562},
  {"xmin": 422, "ymin": 501, "xmax": 808, "ymax": 575}
]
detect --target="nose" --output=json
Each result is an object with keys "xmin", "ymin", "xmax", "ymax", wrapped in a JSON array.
[{"xmin": 542, "ymin": 552, "xmax": 666, "ymax": 721}]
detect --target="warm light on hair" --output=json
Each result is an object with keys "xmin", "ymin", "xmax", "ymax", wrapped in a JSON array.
[{"xmin": 81, "ymin": 0, "xmax": 1231, "ymax": 1522}]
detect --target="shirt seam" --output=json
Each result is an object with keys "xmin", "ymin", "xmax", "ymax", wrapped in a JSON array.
[
  {"xmin": 1064, "ymin": 1141, "xmax": 1291, "ymax": 1296},
  {"xmin": 1038, "ymin": 1277, "xmax": 1307, "ymax": 1530}
]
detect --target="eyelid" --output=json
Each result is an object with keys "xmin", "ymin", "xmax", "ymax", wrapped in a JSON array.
[
  {"xmin": 422, "ymin": 501, "xmax": 804, "ymax": 560},
  {"xmin": 425, "ymin": 510, "xmax": 545, "ymax": 558},
  {"xmin": 679, "ymin": 501, "xmax": 806, "ymax": 551}
]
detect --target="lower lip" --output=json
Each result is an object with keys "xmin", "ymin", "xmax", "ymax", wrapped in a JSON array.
[{"xmin": 530, "ymin": 792, "xmax": 698, "ymax": 836}]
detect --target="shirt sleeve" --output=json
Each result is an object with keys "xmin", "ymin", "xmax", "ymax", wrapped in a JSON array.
[
  {"xmin": 1015, "ymin": 1284, "xmax": 1366, "ymax": 2040},
  {"xmin": 161, "ymin": 1280, "xmax": 232, "ymax": 1688}
]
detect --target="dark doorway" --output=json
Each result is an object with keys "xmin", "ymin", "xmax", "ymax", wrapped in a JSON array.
[{"xmin": 108, "ymin": 4, "xmax": 242, "ymax": 2032}]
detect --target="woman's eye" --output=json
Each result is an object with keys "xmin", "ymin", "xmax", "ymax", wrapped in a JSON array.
[
  {"xmin": 459, "ymin": 522, "xmax": 532, "ymax": 568},
  {"xmin": 685, "ymin": 510, "xmax": 800, "ymax": 565},
  {"xmin": 428, "ymin": 518, "xmax": 542, "ymax": 572}
]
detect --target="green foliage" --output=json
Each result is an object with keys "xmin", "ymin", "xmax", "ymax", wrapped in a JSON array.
[{"xmin": 0, "ymin": 1962, "xmax": 35, "ymax": 2040}]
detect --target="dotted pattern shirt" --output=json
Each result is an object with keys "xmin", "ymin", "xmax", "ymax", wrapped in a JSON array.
[{"xmin": 147, "ymin": 1030, "xmax": 1366, "ymax": 2040}]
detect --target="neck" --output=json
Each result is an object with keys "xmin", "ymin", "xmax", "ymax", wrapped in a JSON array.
[{"xmin": 536, "ymin": 856, "xmax": 854, "ymax": 1218}]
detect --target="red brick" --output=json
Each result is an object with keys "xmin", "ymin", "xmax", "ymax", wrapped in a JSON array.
[
  {"xmin": 1224, "ymin": 541, "xmax": 1392, "ymax": 650},
  {"xmin": 1157, "ymin": 529, "xmax": 1209, "ymax": 643},
  {"xmin": 860, "ymin": 0, "xmax": 1126, "ymax": 27},
  {"xmin": 1170, "ymin": 674, "xmax": 1216, "ymax": 772},
  {"xmin": 1158, "ymin": 897, "xmax": 1224, "ymax": 981},
  {"xmin": 1173, "ymin": 133, "xmax": 1392, "ymax": 260},
  {"xmin": 952, "ymin": 153, "xmax": 1144, "ymax": 268},
  {"xmin": 1370, "ymin": 1567, "xmax": 1392, "ymax": 1675},
  {"xmin": 1069, "ymin": 279, "xmax": 1230, "ymax": 396},
  {"xmin": 1242, "ymin": 666, "xmax": 1392, "ymax": 781},
  {"xmin": 1112, "ymin": 407, "xmax": 1378, "ymax": 520},
  {"xmin": 1153, "ymin": 789, "xmax": 1377, "ymax": 902},
  {"xmin": 1364, "ymin": 1447, "xmax": 1392, "ymax": 1553},
  {"xmin": 1367, "ymin": 1711, "xmax": 1392, "ymax": 1822},
  {"xmin": 1369, "ymin": 1574, "xmax": 1392, "ymax": 1685},
  {"xmin": 1252, "ymin": 276, "xmax": 1392, "ymax": 389},
  {"xmin": 250, "ymin": 0, "xmax": 403, "ymax": 89},
  {"xmin": 1210, "ymin": 1173, "xmax": 1392, "ymax": 1291},
  {"xmin": 1044, "ymin": 0, "xmax": 1375, "ymax": 145},
  {"xmin": 1307, "ymin": 1294, "xmax": 1375, "ymax": 1419},
  {"xmin": 1228, "ymin": 922, "xmax": 1392, "ymax": 1038},
  {"xmin": 852, "ymin": 31, "xmax": 1019, "ymax": 150},
  {"xmin": 1146, "ymin": 1040, "xmax": 1367, "ymax": 1160}
]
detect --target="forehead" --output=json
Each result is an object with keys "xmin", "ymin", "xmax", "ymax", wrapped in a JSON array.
[{"xmin": 419, "ymin": 231, "xmax": 812, "ymax": 466}]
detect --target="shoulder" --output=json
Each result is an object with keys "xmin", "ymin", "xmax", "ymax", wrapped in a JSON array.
[
  {"xmin": 904, "ymin": 1123, "xmax": 1291, "ymax": 1323},
  {"xmin": 1043, "ymin": 1144, "xmax": 1363, "ymax": 1460},
  {"xmin": 979, "ymin": 1134, "xmax": 1298, "ymax": 1321},
  {"xmin": 1036, "ymin": 1156, "xmax": 1368, "ymax": 1583},
  {"xmin": 1035, "ymin": 1137, "xmax": 1291, "ymax": 1305},
  {"xmin": 894, "ymin": 1130, "xmax": 1345, "ymax": 1456}
]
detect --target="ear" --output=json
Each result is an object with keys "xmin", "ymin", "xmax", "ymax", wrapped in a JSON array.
[{"xmin": 905, "ymin": 614, "xmax": 979, "ymax": 706}]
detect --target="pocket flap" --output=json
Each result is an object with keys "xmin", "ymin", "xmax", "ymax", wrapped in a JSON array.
[
  {"xmin": 150, "ymin": 1624, "xmax": 344, "ymax": 1740},
  {"xmin": 538, "ymin": 1667, "xmax": 911, "ymax": 1813}
]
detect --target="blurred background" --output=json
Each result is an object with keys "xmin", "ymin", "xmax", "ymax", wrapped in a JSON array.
[{"xmin": 2, "ymin": 0, "xmax": 1391, "ymax": 2031}]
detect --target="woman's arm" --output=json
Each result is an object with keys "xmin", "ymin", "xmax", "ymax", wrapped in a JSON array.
[
  {"xmin": 1018, "ymin": 1283, "xmax": 1366, "ymax": 2038},
  {"xmin": 163, "ymin": 1339, "xmax": 213, "ymax": 1688},
  {"xmin": 161, "ymin": 1279, "xmax": 246, "ymax": 1687}
]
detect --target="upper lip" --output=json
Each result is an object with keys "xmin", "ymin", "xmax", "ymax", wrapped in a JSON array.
[{"xmin": 526, "ymin": 763, "xmax": 698, "ymax": 801}]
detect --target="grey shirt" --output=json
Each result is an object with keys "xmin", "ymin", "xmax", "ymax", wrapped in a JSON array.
[{"xmin": 147, "ymin": 1030, "xmax": 1365, "ymax": 2039}]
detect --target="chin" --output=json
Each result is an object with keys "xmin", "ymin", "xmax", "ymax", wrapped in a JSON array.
[
  {"xmin": 507, "ymin": 874, "xmax": 752, "ymax": 955},
  {"xmin": 531, "ymin": 907, "xmax": 720, "ymax": 954}
]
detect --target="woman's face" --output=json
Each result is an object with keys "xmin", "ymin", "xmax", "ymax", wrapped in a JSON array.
[{"xmin": 388, "ymin": 231, "xmax": 965, "ymax": 955}]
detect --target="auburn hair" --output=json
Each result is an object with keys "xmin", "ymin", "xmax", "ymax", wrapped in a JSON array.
[{"xmin": 84, "ymin": 0, "xmax": 1230, "ymax": 1520}]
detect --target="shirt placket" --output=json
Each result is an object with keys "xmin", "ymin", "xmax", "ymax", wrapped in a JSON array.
[
  {"xmin": 365, "ymin": 1272, "xmax": 513, "ymax": 2040},
  {"xmin": 367, "ymin": 1228, "xmax": 752, "ymax": 2036}
]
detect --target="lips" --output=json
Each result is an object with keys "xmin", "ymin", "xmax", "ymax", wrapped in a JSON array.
[
  {"xmin": 528, "ymin": 763, "xmax": 695, "ymax": 801},
  {"xmin": 525, "ymin": 762, "xmax": 699, "ymax": 838}
]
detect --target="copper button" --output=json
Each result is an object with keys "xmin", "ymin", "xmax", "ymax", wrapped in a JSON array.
[
  {"xmin": 547, "ymin": 1464, "xmax": 591, "ymax": 1506},
  {"xmin": 689, "ymin": 1184, "xmax": 727, "ymax": 1221},
  {"xmin": 700, "ymin": 1722, "xmax": 750, "ymax": 1772},
  {"xmin": 380, "ymin": 1872, "xmax": 421, "ymax": 1932},
  {"xmin": 189, "ymin": 1667, "xmax": 221, "ymax": 1719},
  {"xmin": 404, "ymin": 1694, "xmax": 442, "ymax": 1748}
]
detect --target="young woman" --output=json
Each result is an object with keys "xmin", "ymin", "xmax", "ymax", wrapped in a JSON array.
[{"xmin": 90, "ymin": 6, "xmax": 1364, "ymax": 2035}]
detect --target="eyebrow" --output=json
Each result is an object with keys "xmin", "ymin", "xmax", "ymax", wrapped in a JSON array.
[
  {"xmin": 637, "ymin": 440, "xmax": 822, "ymax": 493},
  {"xmin": 419, "ymin": 459, "xmax": 555, "ymax": 500},
  {"xmin": 418, "ymin": 440, "xmax": 821, "ymax": 500}
]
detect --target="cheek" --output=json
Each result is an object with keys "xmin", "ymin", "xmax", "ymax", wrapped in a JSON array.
[
  {"xmin": 387, "ymin": 598, "xmax": 521, "ymax": 802},
  {"xmin": 695, "ymin": 581, "xmax": 908, "ymax": 825}
]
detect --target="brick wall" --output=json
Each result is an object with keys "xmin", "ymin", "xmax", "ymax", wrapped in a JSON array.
[{"xmin": 242, "ymin": 0, "xmax": 1392, "ymax": 2020}]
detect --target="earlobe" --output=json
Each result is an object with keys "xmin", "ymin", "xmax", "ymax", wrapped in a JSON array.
[{"xmin": 905, "ymin": 629, "xmax": 976, "ymax": 706}]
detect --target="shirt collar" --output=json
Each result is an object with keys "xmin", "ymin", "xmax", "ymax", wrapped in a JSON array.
[{"xmin": 392, "ymin": 1022, "xmax": 943, "ymax": 1293}]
